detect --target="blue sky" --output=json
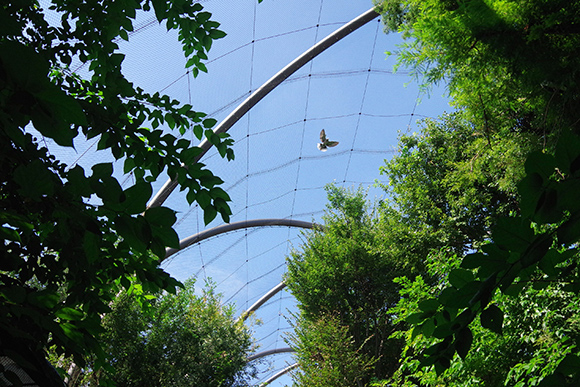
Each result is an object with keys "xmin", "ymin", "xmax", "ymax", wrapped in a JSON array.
[{"xmin": 39, "ymin": 0, "xmax": 453, "ymax": 385}]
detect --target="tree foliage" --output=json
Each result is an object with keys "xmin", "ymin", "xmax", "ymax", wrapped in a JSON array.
[
  {"xmin": 285, "ymin": 186, "xmax": 419, "ymax": 384},
  {"xmin": 379, "ymin": 113, "xmax": 535, "ymax": 253},
  {"xmin": 64, "ymin": 280, "xmax": 255, "ymax": 387},
  {"xmin": 0, "ymin": 0, "xmax": 235, "ymax": 379},
  {"xmin": 377, "ymin": 0, "xmax": 580, "ymax": 143},
  {"xmin": 372, "ymin": 0, "xmax": 580, "ymax": 383},
  {"xmin": 287, "ymin": 313, "xmax": 375, "ymax": 387},
  {"xmin": 398, "ymin": 130, "xmax": 580, "ymax": 384},
  {"xmin": 389, "ymin": 249, "xmax": 580, "ymax": 386}
]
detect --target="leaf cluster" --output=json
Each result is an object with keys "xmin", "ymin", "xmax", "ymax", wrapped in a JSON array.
[
  {"xmin": 287, "ymin": 313, "xmax": 376, "ymax": 387},
  {"xmin": 377, "ymin": 0, "xmax": 580, "ymax": 143},
  {"xmin": 402, "ymin": 129, "xmax": 580, "ymax": 384},
  {"xmin": 0, "ymin": 0, "xmax": 235, "ymax": 379},
  {"xmin": 67, "ymin": 279, "xmax": 255, "ymax": 387},
  {"xmin": 387, "ymin": 244, "xmax": 580, "ymax": 386},
  {"xmin": 285, "ymin": 186, "xmax": 419, "ymax": 383},
  {"xmin": 379, "ymin": 113, "xmax": 534, "ymax": 253}
]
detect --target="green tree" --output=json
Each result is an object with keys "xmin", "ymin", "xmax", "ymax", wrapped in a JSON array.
[
  {"xmin": 388, "ymin": 249, "xmax": 580, "ymax": 386},
  {"xmin": 371, "ymin": 112, "xmax": 544, "ymax": 385},
  {"xmin": 377, "ymin": 0, "xmax": 580, "ymax": 144},
  {"xmin": 285, "ymin": 185, "xmax": 419, "ymax": 385},
  {"xmin": 399, "ymin": 129, "xmax": 580, "ymax": 384},
  {"xmin": 65, "ymin": 280, "xmax": 255, "ymax": 387},
  {"xmin": 374, "ymin": 1, "xmax": 580, "ymax": 381},
  {"xmin": 287, "ymin": 313, "xmax": 375, "ymax": 387},
  {"xmin": 1, "ymin": 0, "xmax": 234, "ymax": 380},
  {"xmin": 379, "ymin": 113, "xmax": 536, "ymax": 254}
]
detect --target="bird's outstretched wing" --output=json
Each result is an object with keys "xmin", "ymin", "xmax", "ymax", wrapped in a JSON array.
[{"xmin": 318, "ymin": 129, "xmax": 339, "ymax": 151}]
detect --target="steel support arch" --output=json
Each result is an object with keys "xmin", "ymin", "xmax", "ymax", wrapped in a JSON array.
[
  {"xmin": 238, "ymin": 281, "xmax": 287, "ymax": 323},
  {"xmin": 247, "ymin": 347, "xmax": 294, "ymax": 362},
  {"xmin": 164, "ymin": 218, "xmax": 317, "ymax": 260},
  {"xmin": 259, "ymin": 363, "xmax": 299, "ymax": 387}
]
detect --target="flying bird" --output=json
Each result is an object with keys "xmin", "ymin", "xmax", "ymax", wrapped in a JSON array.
[{"xmin": 317, "ymin": 129, "xmax": 339, "ymax": 152}]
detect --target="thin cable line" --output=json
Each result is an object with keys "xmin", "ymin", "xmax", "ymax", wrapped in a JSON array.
[{"xmin": 342, "ymin": 18, "xmax": 381, "ymax": 183}]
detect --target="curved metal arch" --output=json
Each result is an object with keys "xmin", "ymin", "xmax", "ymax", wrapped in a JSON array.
[
  {"xmin": 163, "ymin": 218, "xmax": 318, "ymax": 260},
  {"xmin": 147, "ymin": 6, "xmax": 381, "ymax": 209},
  {"xmin": 247, "ymin": 347, "xmax": 294, "ymax": 362},
  {"xmin": 238, "ymin": 281, "xmax": 287, "ymax": 323},
  {"xmin": 260, "ymin": 363, "xmax": 299, "ymax": 386}
]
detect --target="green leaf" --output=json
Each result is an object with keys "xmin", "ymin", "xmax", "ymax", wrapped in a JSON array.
[
  {"xmin": 520, "ymin": 233, "xmax": 552, "ymax": 268},
  {"xmin": 558, "ymin": 179, "xmax": 580, "ymax": 214},
  {"xmin": 27, "ymin": 290, "xmax": 59, "ymax": 309},
  {"xmin": 109, "ymin": 53, "xmax": 125, "ymax": 67},
  {"xmin": 203, "ymin": 118, "xmax": 217, "ymax": 128},
  {"xmin": 524, "ymin": 151, "xmax": 557, "ymax": 178},
  {"xmin": 144, "ymin": 206, "xmax": 177, "ymax": 227},
  {"xmin": 152, "ymin": 0, "xmax": 167, "ymax": 22},
  {"xmin": 406, "ymin": 312, "xmax": 428, "ymax": 325},
  {"xmin": 462, "ymin": 250, "xmax": 507, "ymax": 280},
  {"xmin": 196, "ymin": 189, "xmax": 211, "ymax": 209},
  {"xmin": 0, "ymin": 226, "xmax": 20, "ymax": 242},
  {"xmin": 518, "ymin": 172, "xmax": 544, "ymax": 219},
  {"xmin": 83, "ymin": 231, "xmax": 99, "ymax": 264},
  {"xmin": 55, "ymin": 307, "xmax": 85, "ymax": 321},
  {"xmin": 2, "ymin": 287, "xmax": 26, "ymax": 303},
  {"xmin": 492, "ymin": 217, "xmax": 534, "ymax": 253},
  {"xmin": 503, "ymin": 282, "xmax": 526, "ymax": 297},
  {"xmin": 178, "ymin": 104, "xmax": 193, "ymax": 114},
  {"xmin": 152, "ymin": 224, "xmax": 180, "ymax": 249},
  {"xmin": 434, "ymin": 357, "xmax": 451, "ymax": 375},
  {"xmin": 122, "ymin": 182, "xmax": 153, "ymax": 214},
  {"xmin": 418, "ymin": 298, "xmax": 440, "ymax": 312},
  {"xmin": 14, "ymin": 159, "xmax": 58, "ymax": 200},
  {"xmin": 203, "ymin": 206, "xmax": 217, "ymax": 225},
  {"xmin": 538, "ymin": 248, "xmax": 569, "ymax": 277},
  {"xmin": 115, "ymin": 215, "xmax": 149, "ymax": 253},
  {"xmin": 455, "ymin": 326, "xmax": 473, "ymax": 360},
  {"xmin": 448, "ymin": 268, "xmax": 474, "ymax": 289},
  {"xmin": 185, "ymin": 56, "xmax": 198, "ymax": 68},
  {"xmin": 438, "ymin": 287, "xmax": 457, "ymax": 306},
  {"xmin": 209, "ymin": 29, "xmax": 227, "ymax": 39},
  {"xmin": 421, "ymin": 317, "xmax": 436, "ymax": 337},
  {"xmin": 124, "ymin": 157, "xmax": 136, "ymax": 174},
  {"xmin": 555, "ymin": 130, "xmax": 580, "ymax": 175},
  {"xmin": 557, "ymin": 210, "xmax": 580, "ymax": 245},
  {"xmin": 432, "ymin": 322, "xmax": 453, "ymax": 339},
  {"xmin": 193, "ymin": 124, "xmax": 203, "ymax": 139},
  {"xmin": 442, "ymin": 281, "xmax": 481, "ymax": 309},
  {"xmin": 199, "ymin": 174, "xmax": 223, "ymax": 189},
  {"xmin": 91, "ymin": 163, "xmax": 114, "ymax": 179},
  {"xmin": 165, "ymin": 112, "xmax": 176, "ymax": 129},
  {"xmin": 209, "ymin": 187, "xmax": 231, "ymax": 201},
  {"xmin": 181, "ymin": 146, "xmax": 203, "ymax": 164},
  {"xmin": 60, "ymin": 322, "xmax": 85, "ymax": 344},
  {"xmin": 534, "ymin": 188, "xmax": 563, "ymax": 224},
  {"xmin": 480, "ymin": 304, "xmax": 503, "ymax": 334}
]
